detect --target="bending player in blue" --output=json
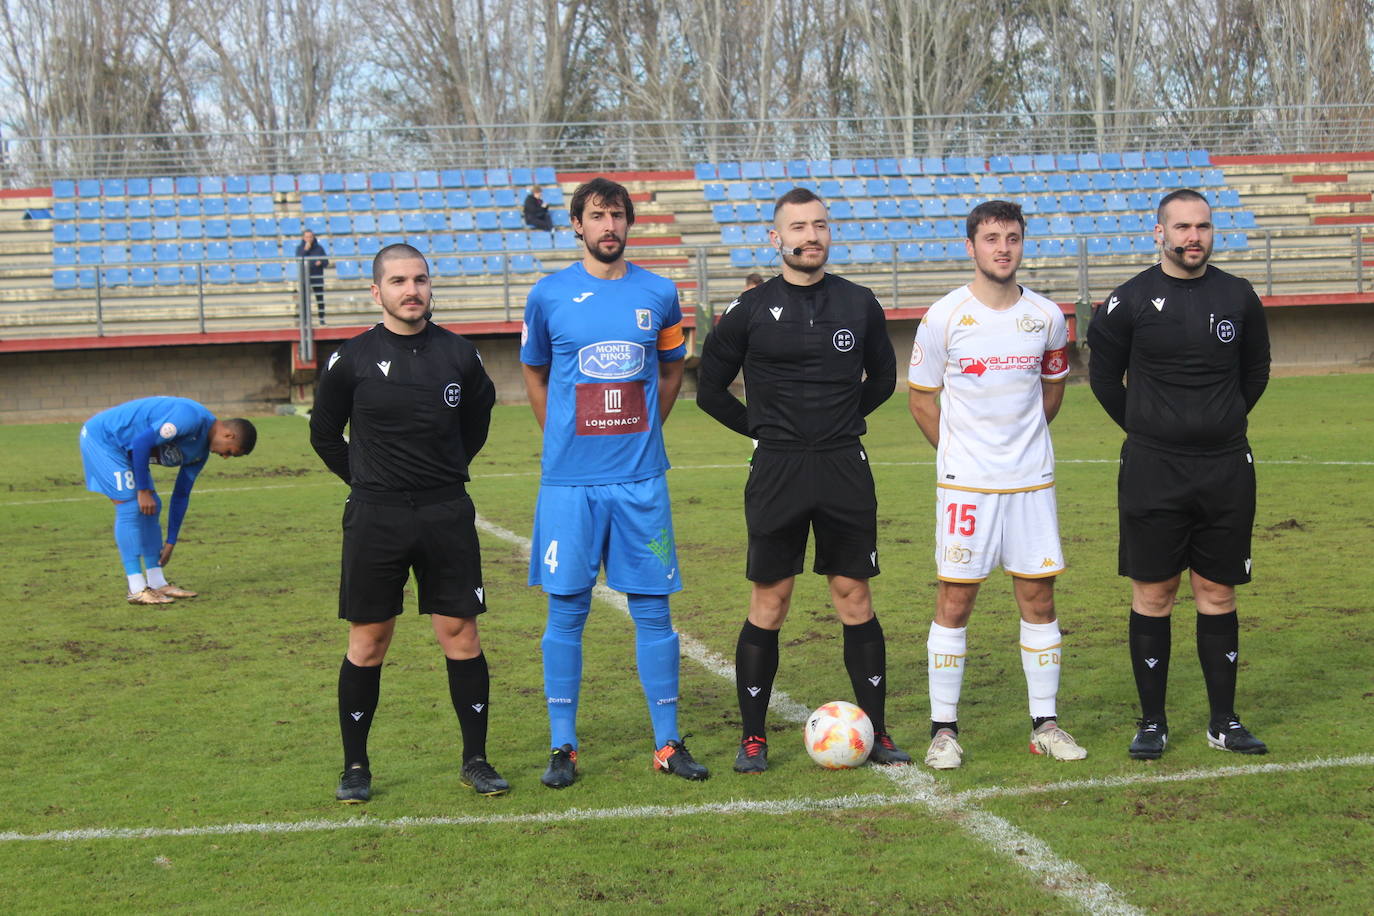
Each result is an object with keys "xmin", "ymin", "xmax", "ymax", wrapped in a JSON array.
[
  {"xmin": 521, "ymin": 177, "xmax": 708, "ymax": 787},
  {"xmin": 79, "ymin": 397, "xmax": 256, "ymax": 604}
]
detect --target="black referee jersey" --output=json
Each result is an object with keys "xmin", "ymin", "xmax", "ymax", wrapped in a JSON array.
[
  {"xmin": 696, "ymin": 273, "xmax": 896, "ymax": 446},
  {"xmin": 1087, "ymin": 264, "xmax": 1270, "ymax": 455},
  {"xmin": 310, "ymin": 322, "xmax": 496, "ymax": 492}
]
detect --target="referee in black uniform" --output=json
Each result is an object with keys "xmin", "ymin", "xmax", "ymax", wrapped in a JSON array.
[
  {"xmin": 311, "ymin": 243, "xmax": 509, "ymax": 800},
  {"xmin": 1087, "ymin": 188, "xmax": 1271, "ymax": 760},
  {"xmin": 697, "ymin": 187, "xmax": 911, "ymax": 773}
]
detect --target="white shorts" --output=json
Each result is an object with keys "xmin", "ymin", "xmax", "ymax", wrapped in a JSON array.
[{"xmin": 934, "ymin": 486, "xmax": 1064, "ymax": 582}]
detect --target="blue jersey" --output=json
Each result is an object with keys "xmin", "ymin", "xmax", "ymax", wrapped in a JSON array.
[{"xmin": 521, "ymin": 261, "xmax": 686, "ymax": 485}]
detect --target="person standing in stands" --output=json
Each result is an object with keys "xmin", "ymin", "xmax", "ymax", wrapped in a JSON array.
[{"xmin": 296, "ymin": 229, "xmax": 329, "ymax": 324}]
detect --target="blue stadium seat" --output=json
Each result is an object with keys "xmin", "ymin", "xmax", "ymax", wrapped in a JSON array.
[
  {"xmin": 852, "ymin": 200, "xmax": 877, "ymax": 219},
  {"xmin": 1235, "ymin": 211, "xmax": 1256, "ymax": 229},
  {"xmin": 179, "ymin": 219, "xmax": 203, "ymax": 239},
  {"xmin": 378, "ymin": 213, "xmax": 403, "ymax": 233},
  {"xmin": 511, "ymin": 167, "xmax": 533, "ymax": 187},
  {"xmin": 344, "ymin": 172, "xmax": 368, "ymax": 192},
  {"xmin": 254, "ymin": 239, "xmax": 278, "ymax": 258},
  {"xmin": 434, "ymin": 256, "xmax": 460, "ymax": 277},
  {"xmin": 703, "ymin": 183, "xmax": 726, "ymax": 202},
  {"xmin": 554, "ymin": 230, "xmax": 577, "ymax": 249},
  {"xmin": 127, "ymin": 267, "xmax": 153, "ymax": 287},
  {"xmin": 876, "ymin": 200, "xmax": 900, "ymax": 219},
  {"xmin": 205, "ymin": 241, "xmax": 230, "ymax": 259},
  {"xmin": 180, "ymin": 242, "xmax": 204, "ymax": 261},
  {"xmin": 371, "ymin": 191, "xmax": 396, "ymax": 210},
  {"xmin": 357, "ymin": 236, "xmax": 381, "ymax": 255},
  {"xmin": 52, "ymin": 246, "xmax": 77, "ymax": 266},
  {"xmin": 469, "ymin": 188, "xmax": 493, "ymax": 207},
  {"xmin": 787, "ymin": 160, "xmax": 809, "ymax": 178},
  {"xmin": 52, "ymin": 179, "xmax": 76, "ymax": 199},
  {"xmin": 293, "ymin": 174, "xmax": 319, "ymax": 193},
  {"xmin": 321, "ymin": 173, "xmax": 345, "ymax": 193},
  {"xmin": 534, "ymin": 166, "xmax": 556, "ymax": 185},
  {"xmin": 486, "ymin": 168, "xmax": 510, "ymax": 186},
  {"xmin": 1010, "ymin": 155, "xmax": 1034, "ymax": 172},
  {"xmin": 1131, "ymin": 235, "xmax": 1155, "ymax": 253},
  {"xmin": 854, "ymin": 159, "xmax": 877, "ymax": 178},
  {"xmin": 1165, "ymin": 150, "xmax": 1189, "ymax": 168},
  {"xmin": 1060, "ymin": 195, "xmax": 1084, "ymax": 214},
  {"xmin": 764, "ymin": 161, "xmax": 787, "ymax": 180},
  {"xmin": 75, "ymin": 223, "xmax": 100, "ymax": 243},
  {"xmin": 1049, "ymin": 216, "xmax": 1073, "ymax": 234},
  {"xmin": 151, "ymin": 220, "xmax": 176, "ymax": 240},
  {"xmin": 431, "ymin": 234, "xmax": 456, "ymax": 254},
  {"xmin": 1083, "ymin": 193, "xmax": 1106, "ymax": 211},
  {"xmin": 736, "ymin": 203, "xmax": 761, "ymax": 222},
  {"xmin": 510, "ymin": 253, "xmax": 538, "ymax": 273},
  {"xmin": 260, "ymin": 262, "xmax": 284, "ymax": 282},
  {"xmin": 400, "ymin": 213, "xmax": 423, "ymax": 232},
  {"xmin": 712, "ymin": 204, "xmax": 735, "ymax": 222},
  {"xmin": 1189, "ymin": 149, "xmax": 1212, "ymax": 167},
  {"xmin": 720, "ymin": 225, "xmax": 745, "ymax": 245},
  {"xmin": 233, "ymin": 263, "xmax": 258, "ymax": 283},
  {"xmin": 1142, "ymin": 151, "xmax": 1167, "ymax": 169},
  {"xmin": 483, "ymin": 255, "xmax": 506, "ymax": 274},
  {"xmin": 1227, "ymin": 232, "xmax": 1249, "ymax": 250},
  {"xmin": 503, "ymin": 231, "xmax": 529, "ymax": 251},
  {"xmin": 53, "ymin": 268, "xmax": 77, "ymax": 289},
  {"xmin": 1091, "ymin": 172, "xmax": 1114, "ymax": 191},
  {"xmin": 493, "ymin": 188, "xmax": 518, "ymax": 207},
  {"xmin": 448, "ymin": 212, "xmax": 474, "ymax": 232},
  {"xmin": 809, "ymin": 160, "xmax": 833, "ymax": 177},
  {"xmin": 499, "ymin": 210, "xmax": 525, "ymax": 230},
  {"xmin": 227, "ymin": 218, "xmax": 252, "ymax": 237},
  {"xmin": 156, "ymin": 265, "xmax": 181, "ymax": 286},
  {"xmin": 1086, "ymin": 237, "xmax": 1109, "ymax": 255},
  {"xmin": 202, "ymin": 218, "xmax": 228, "ymax": 238},
  {"xmin": 194, "ymin": 198, "xmax": 221, "ymax": 217},
  {"xmin": 272, "ymin": 174, "xmax": 295, "ymax": 193},
  {"xmin": 921, "ymin": 156, "xmax": 944, "ymax": 175},
  {"xmin": 52, "ymin": 200, "xmax": 77, "ymax": 220},
  {"xmin": 207, "ymin": 264, "xmax": 231, "ymax": 283},
  {"xmin": 336, "ymin": 260, "xmax": 361, "ymax": 281},
  {"xmin": 829, "ymin": 244, "xmax": 850, "ymax": 264},
  {"xmin": 459, "ymin": 168, "xmax": 482, "ymax": 187},
  {"xmin": 130, "ymin": 243, "xmax": 153, "ymax": 263},
  {"xmin": 478, "ymin": 232, "xmax": 502, "ymax": 252},
  {"xmin": 438, "ymin": 169, "xmax": 462, "ymax": 189},
  {"xmin": 850, "ymin": 243, "xmax": 875, "ymax": 263}
]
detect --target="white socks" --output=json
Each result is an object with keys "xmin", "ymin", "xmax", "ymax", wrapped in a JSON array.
[
  {"xmin": 927, "ymin": 622, "xmax": 967, "ymax": 722},
  {"xmin": 127, "ymin": 573, "xmax": 148, "ymax": 594},
  {"xmin": 146, "ymin": 567, "xmax": 169, "ymax": 589},
  {"xmin": 1020, "ymin": 618, "xmax": 1062, "ymax": 720}
]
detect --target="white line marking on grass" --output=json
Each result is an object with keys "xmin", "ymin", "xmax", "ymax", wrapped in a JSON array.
[
  {"xmin": 478, "ymin": 514, "xmax": 1139, "ymax": 915},
  {"xmin": 0, "ymin": 792, "xmax": 911, "ymax": 844},
  {"xmin": 954, "ymin": 753, "xmax": 1374, "ymax": 804}
]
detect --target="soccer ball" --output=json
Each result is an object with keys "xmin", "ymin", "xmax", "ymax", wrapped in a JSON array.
[{"xmin": 804, "ymin": 701, "xmax": 874, "ymax": 769}]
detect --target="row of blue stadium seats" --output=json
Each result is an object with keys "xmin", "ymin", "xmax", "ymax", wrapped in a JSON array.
[
  {"xmin": 52, "ymin": 254, "xmax": 549, "ymax": 290},
  {"xmin": 728, "ymin": 232, "xmax": 1250, "ymax": 269},
  {"xmin": 695, "ymin": 150, "xmax": 1212, "ymax": 181},
  {"xmin": 721, "ymin": 211, "xmax": 1257, "ymax": 245},
  {"xmin": 52, "ymin": 168, "xmax": 558, "ymax": 199},
  {"xmin": 339, "ymin": 255, "xmax": 547, "ymax": 279},
  {"xmin": 52, "ymin": 210, "xmax": 564, "ymax": 245},
  {"xmin": 54, "ymin": 190, "xmax": 565, "ymax": 223},
  {"xmin": 713, "ymin": 191, "xmax": 1247, "ymax": 223},
  {"xmin": 302, "ymin": 187, "xmax": 564, "ymax": 213},
  {"xmin": 54, "ymin": 196, "xmax": 274, "ymax": 220},
  {"xmin": 54, "ymin": 230, "xmax": 578, "ymax": 266},
  {"xmin": 705, "ymin": 170, "xmax": 1225, "ymax": 202}
]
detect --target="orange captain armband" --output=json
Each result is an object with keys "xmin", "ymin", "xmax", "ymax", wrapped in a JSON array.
[{"xmin": 657, "ymin": 321, "xmax": 685, "ymax": 352}]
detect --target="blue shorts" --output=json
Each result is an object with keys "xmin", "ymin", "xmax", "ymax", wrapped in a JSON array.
[
  {"xmin": 80, "ymin": 426, "xmax": 136, "ymax": 501},
  {"xmin": 528, "ymin": 476, "xmax": 682, "ymax": 596}
]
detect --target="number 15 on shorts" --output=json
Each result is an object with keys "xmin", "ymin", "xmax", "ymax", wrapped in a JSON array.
[{"xmin": 946, "ymin": 502, "xmax": 976, "ymax": 536}]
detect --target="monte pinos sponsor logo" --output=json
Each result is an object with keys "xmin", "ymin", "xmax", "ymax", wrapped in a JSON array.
[{"xmin": 579, "ymin": 340, "xmax": 646, "ymax": 379}]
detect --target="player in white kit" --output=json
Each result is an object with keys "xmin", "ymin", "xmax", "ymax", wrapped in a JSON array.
[{"xmin": 908, "ymin": 200, "xmax": 1087, "ymax": 770}]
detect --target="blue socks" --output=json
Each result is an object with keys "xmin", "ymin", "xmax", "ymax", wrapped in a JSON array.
[
  {"xmin": 628, "ymin": 593, "xmax": 680, "ymax": 749},
  {"xmin": 542, "ymin": 590, "xmax": 590, "ymax": 750},
  {"xmin": 113, "ymin": 499, "xmax": 145, "ymax": 576},
  {"xmin": 541, "ymin": 590, "xmax": 683, "ymax": 750}
]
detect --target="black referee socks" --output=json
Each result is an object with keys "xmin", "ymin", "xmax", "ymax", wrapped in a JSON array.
[
  {"xmin": 338, "ymin": 657, "xmax": 382, "ymax": 770},
  {"xmin": 1196, "ymin": 611, "xmax": 1240, "ymax": 724},
  {"xmin": 735, "ymin": 620, "xmax": 780, "ymax": 739},
  {"xmin": 446, "ymin": 653, "xmax": 490, "ymax": 764},
  {"xmin": 1128, "ymin": 611, "xmax": 1171, "ymax": 721},
  {"xmin": 843, "ymin": 616, "xmax": 888, "ymax": 733}
]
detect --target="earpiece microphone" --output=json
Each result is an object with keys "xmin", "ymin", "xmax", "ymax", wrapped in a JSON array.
[
  {"xmin": 1173, "ymin": 246, "xmax": 1186, "ymax": 255},
  {"xmin": 792, "ymin": 247, "xmax": 804, "ymax": 256}
]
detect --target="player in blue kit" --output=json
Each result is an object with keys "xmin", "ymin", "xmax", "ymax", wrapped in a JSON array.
[
  {"xmin": 79, "ymin": 397, "xmax": 256, "ymax": 604},
  {"xmin": 521, "ymin": 176, "xmax": 709, "ymax": 787}
]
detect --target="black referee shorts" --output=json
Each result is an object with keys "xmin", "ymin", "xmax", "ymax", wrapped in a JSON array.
[
  {"xmin": 339, "ymin": 489, "xmax": 487, "ymax": 622},
  {"xmin": 743, "ymin": 442, "xmax": 880, "ymax": 582},
  {"xmin": 1117, "ymin": 440, "xmax": 1256, "ymax": 586}
]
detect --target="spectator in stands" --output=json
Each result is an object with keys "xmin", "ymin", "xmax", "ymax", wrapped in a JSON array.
[
  {"xmin": 744, "ymin": 273, "xmax": 763, "ymax": 290},
  {"xmin": 295, "ymin": 229, "xmax": 329, "ymax": 324},
  {"xmin": 523, "ymin": 185, "xmax": 554, "ymax": 233}
]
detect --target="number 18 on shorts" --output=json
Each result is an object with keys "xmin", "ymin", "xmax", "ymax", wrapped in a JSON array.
[{"xmin": 935, "ymin": 486, "xmax": 1065, "ymax": 582}]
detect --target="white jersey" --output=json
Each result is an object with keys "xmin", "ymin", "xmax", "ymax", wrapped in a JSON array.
[{"xmin": 908, "ymin": 284, "xmax": 1069, "ymax": 493}]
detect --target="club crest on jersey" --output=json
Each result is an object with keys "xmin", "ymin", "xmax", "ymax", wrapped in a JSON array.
[
  {"xmin": 910, "ymin": 341, "xmax": 924, "ymax": 367},
  {"xmin": 833, "ymin": 328, "xmax": 855, "ymax": 351},
  {"xmin": 636, "ymin": 308, "xmax": 652, "ymax": 330},
  {"xmin": 159, "ymin": 422, "xmax": 178, "ymax": 439},
  {"xmin": 443, "ymin": 382, "xmax": 462, "ymax": 407},
  {"xmin": 578, "ymin": 340, "xmax": 646, "ymax": 379},
  {"xmin": 1216, "ymin": 319, "xmax": 1236, "ymax": 342}
]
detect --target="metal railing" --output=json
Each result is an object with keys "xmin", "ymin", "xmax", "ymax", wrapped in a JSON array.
[
  {"xmin": 6, "ymin": 105, "xmax": 1374, "ymax": 187},
  {"xmin": 10, "ymin": 227, "xmax": 1370, "ymax": 361}
]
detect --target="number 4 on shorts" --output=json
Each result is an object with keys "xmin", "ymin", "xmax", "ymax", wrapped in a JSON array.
[{"xmin": 544, "ymin": 539, "xmax": 559, "ymax": 574}]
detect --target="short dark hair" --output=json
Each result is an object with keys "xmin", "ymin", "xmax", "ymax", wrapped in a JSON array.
[
  {"xmin": 745, "ymin": 272, "xmax": 763, "ymax": 286},
  {"xmin": 774, "ymin": 186, "xmax": 825, "ymax": 219},
  {"xmin": 372, "ymin": 243, "xmax": 428, "ymax": 284},
  {"xmin": 965, "ymin": 200, "xmax": 1025, "ymax": 240},
  {"xmin": 1156, "ymin": 188, "xmax": 1209, "ymax": 225},
  {"xmin": 224, "ymin": 418, "xmax": 257, "ymax": 455},
  {"xmin": 569, "ymin": 177, "xmax": 635, "ymax": 228}
]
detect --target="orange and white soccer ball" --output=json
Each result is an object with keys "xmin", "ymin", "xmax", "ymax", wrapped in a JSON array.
[{"xmin": 804, "ymin": 701, "xmax": 874, "ymax": 769}]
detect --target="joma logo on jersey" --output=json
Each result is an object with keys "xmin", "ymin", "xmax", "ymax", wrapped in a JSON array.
[{"xmin": 578, "ymin": 340, "xmax": 646, "ymax": 379}]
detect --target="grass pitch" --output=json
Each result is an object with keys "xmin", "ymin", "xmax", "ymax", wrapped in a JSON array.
[{"xmin": 1, "ymin": 374, "xmax": 1372, "ymax": 914}]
